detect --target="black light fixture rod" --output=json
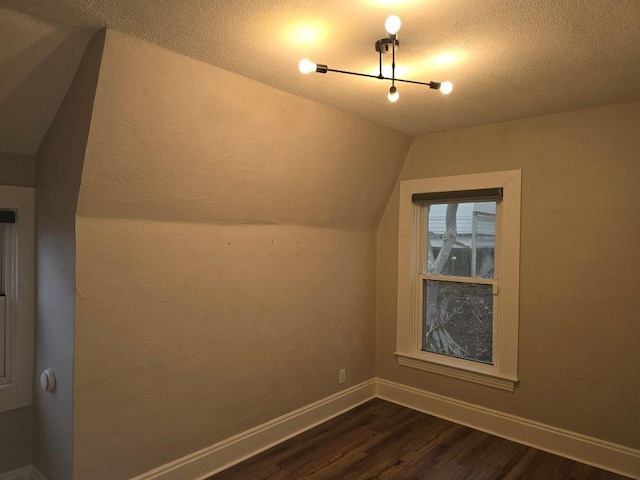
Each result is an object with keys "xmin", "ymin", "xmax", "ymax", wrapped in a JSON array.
[
  {"xmin": 299, "ymin": 15, "xmax": 453, "ymax": 100},
  {"xmin": 324, "ymin": 67, "xmax": 439, "ymax": 88},
  {"xmin": 391, "ymin": 35, "xmax": 396, "ymax": 87},
  {"xmin": 394, "ymin": 78, "xmax": 439, "ymax": 88},
  {"xmin": 325, "ymin": 68, "xmax": 382, "ymax": 80}
]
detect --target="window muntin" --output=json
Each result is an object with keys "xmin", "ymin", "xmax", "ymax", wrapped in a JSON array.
[{"xmin": 395, "ymin": 171, "xmax": 521, "ymax": 392}]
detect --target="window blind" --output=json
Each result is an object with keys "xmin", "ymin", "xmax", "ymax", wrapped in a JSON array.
[
  {"xmin": 412, "ymin": 188, "xmax": 502, "ymax": 204},
  {"xmin": 0, "ymin": 211, "xmax": 16, "ymax": 224}
]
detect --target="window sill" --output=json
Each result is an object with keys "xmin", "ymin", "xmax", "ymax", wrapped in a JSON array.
[{"xmin": 395, "ymin": 352, "xmax": 517, "ymax": 392}]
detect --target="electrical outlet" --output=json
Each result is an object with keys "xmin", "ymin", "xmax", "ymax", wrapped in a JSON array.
[{"xmin": 339, "ymin": 369, "xmax": 346, "ymax": 384}]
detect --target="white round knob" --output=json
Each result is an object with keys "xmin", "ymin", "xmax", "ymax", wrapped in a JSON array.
[{"xmin": 40, "ymin": 368, "xmax": 56, "ymax": 392}]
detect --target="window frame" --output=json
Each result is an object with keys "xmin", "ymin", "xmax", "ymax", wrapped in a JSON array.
[
  {"xmin": 395, "ymin": 170, "xmax": 521, "ymax": 392},
  {"xmin": 0, "ymin": 185, "xmax": 35, "ymax": 412}
]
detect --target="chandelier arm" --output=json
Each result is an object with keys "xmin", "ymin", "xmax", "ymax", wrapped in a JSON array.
[
  {"xmin": 318, "ymin": 68, "xmax": 441, "ymax": 90},
  {"xmin": 300, "ymin": 15, "xmax": 452, "ymax": 99},
  {"xmin": 391, "ymin": 36, "xmax": 396, "ymax": 87},
  {"xmin": 325, "ymin": 68, "xmax": 382, "ymax": 80},
  {"xmin": 393, "ymin": 77, "xmax": 440, "ymax": 88}
]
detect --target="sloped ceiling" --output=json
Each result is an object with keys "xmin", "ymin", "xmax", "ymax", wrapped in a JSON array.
[
  {"xmin": 1, "ymin": 0, "xmax": 640, "ymax": 156},
  {"xmin": 0, "ymin": 9, "xmax": 93, "ymax": 155}
]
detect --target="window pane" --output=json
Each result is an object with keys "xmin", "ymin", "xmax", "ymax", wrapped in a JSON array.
[
  {"xmin": 0, "ymin": 296, "xmax": 4, "ymax": 378},
  {"xmin": 422, "ymin": 280, "xmax": 493, "ymax": 364},
  {"xmin": 0, "ymin": 224, "xmax": 5, "ymax": 378},
  {"xmin": 426, "ymin": 201, "xmax": 495, "ymax": 278},
  {"xmin": 0, "ymin": 223, "xmax": 4, "ymax": 294}
]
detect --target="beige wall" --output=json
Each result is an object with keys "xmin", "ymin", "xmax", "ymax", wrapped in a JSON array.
[
  {"xmin": 0, "ymin": 153, "xmax": 35, "ymax": 474},
  {"xmin": 0, "ymin": 406, "xmax": 33, "ymax": 473},
  {"xmin": 376, "ymin": 100, "xmax": 640, "ymax": 449},
  {"xmin": 0, "ymin": 152, "xmax": 35, "ymax": 187},
  {"xmin": 26, "ymin": 23, "xmax": 639, "ymax": 479},
  {"xmin": 34, "ymin": 30, "xmax": 105, "ymax": 480},
  {"xmin": 73, "ymin": 30, "xmax": 411, "ymax": 479}
]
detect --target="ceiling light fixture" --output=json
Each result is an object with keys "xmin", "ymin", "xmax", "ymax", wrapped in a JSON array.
[{"xmin": 299, "ymin": 15, "xmax": 453, "ymax": 102}]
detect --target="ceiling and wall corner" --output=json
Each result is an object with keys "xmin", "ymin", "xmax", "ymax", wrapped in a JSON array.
[
  {"xmin": 0, "ymin": 8, "xmax": 95, "ymax": 155},
  {"xmin": 1, "ymin": 0, "xmax": 640, "ymax": 156},
  {"xmin": 0, "ymin": 152, "xmax": 35, "ymax": 187},
  {"xmin": 376, "ymin": 99, "xmax": 640, "ymax": 451},
  {"xmin": 76, "ymin": 33, "xmax": 412, "ymax": 228},
  {"xmin": 33, "ymin": 28, "xmax": 106, "ymax": 480},
  {"xmin": 71, "ymin": 29, "xmax": 411, "ymax": 479},
  {"xmin": 0, "ymin": 2, "xmax": 639, "ymax": 479}
]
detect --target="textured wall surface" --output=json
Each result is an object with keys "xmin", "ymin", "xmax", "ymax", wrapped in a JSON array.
[
  {"xmin": 0, "ymin": 406, "xmax": 33, "ymax": 474},
  {"xmin": 73, "ymin": 30, "xmax": 411, "ymax": 479},
  {"xmin": 0, "ymin": 152, "xmax": 35, "ymax": 186},
  {"xmin": 34, "ymin": 29, "xmax": 105, "ymax": 480},
  {"xmin": 76, "ymin": 32, "xmax": 410, "ymax": 229},
  {"xmin": 376, "ymin": 100, "xmax": 640, "ymax": 449}
]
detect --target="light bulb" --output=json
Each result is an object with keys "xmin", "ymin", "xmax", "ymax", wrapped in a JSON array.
[
  {"xmin": 298, "ymin": 58, "xmax": 317, "ymax": 74},
  {"xmin": 388, "ymin": 86, "xmax": 399, "ymax": 102},
  {"xmin": 385, "ymin": 15, "xmax": 401, "ymax": 35},
  {"xmin": 440, "ymin": 81, "xmax": 453, "ymax": 95}
]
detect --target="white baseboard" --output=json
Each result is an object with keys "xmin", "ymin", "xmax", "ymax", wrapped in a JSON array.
[
  {"xmin": 376, "ymin": 378, "xmax": 640, "ymax": 479},
  {"xmin": 29, "ymin": 467, "xmax": 46, "ymax": 480},
  {"xmin": 125, "ymin": 376, "xmax": 640, "ymax": 479},
  {"xmin": 0, "ymin": 465, "xmax": 46, "ymax": 480},
  {"xmin": 131, "ymin": 379, "xmax": 376, "ymax": 480}
]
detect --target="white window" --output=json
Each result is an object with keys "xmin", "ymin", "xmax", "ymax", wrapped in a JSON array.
[
  {"xmin": 0, "ymin": 186, "xmax": 35, "ymax": 412},
  {"xmin": 396, "ymin": 170, "xmax": 521, "ymax": 391}
]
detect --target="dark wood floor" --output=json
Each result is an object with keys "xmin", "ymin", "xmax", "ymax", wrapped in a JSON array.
[{"xmin": 209, "ymin": 398, "xmax": 630, "ymax": 480}]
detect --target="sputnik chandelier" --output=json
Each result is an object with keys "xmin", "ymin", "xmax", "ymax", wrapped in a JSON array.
[{"xmin": 298, "ymin": 15, "xmax": 453, "ymax": 103}]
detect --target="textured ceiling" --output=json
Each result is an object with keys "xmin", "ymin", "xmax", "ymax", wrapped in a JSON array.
[{"xmin": 2, "ymin": 0, "xmax": 640, "ymax": 155}]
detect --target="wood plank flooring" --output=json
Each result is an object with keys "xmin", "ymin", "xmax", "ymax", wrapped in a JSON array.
[{"xmin": 208, "ymin": 398, "xmax": 631, "ymax": 480}]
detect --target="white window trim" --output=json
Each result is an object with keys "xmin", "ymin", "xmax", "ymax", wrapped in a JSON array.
[
  {"xmin": 0, "ymin": 185, "xmax": 35, "ymax": 412},
  {"xmin": 396, "ymin": 170, "xmax": 521, "ymax": 392}
]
